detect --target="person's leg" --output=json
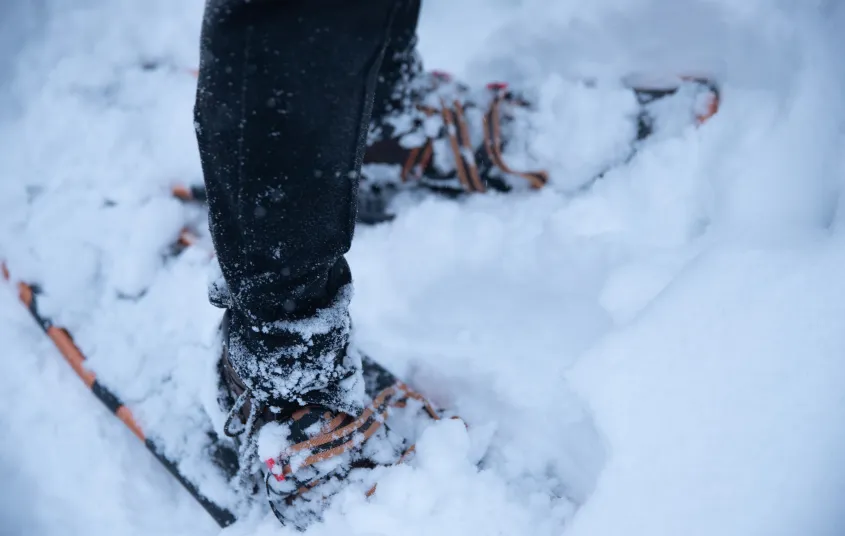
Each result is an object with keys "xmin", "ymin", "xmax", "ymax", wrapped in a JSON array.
[
  {"xmin": 194, "ymin": 0, "xmax": 400, "ymax": 415},
  {"xmin": 356, "ymin": 0, "xmax": 427, "ymax": 223},
  {"xmin": 371, "ymin": 0, "xmax": 423, "ymax": 124}
]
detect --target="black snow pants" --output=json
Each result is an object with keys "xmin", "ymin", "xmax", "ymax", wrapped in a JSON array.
[{"xmin": 193, "ymin": 0, "xmax": 421, "ymax": 414}]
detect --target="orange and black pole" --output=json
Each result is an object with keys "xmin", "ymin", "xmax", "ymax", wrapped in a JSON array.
[{"xmin": 1, "ymin": 262, "xmax": 236, "ymax": 528}]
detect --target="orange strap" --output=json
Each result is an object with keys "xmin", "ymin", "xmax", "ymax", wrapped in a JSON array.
[
  {"xmin": 483, "ymin": 93, "xmax": 549, "ymax": 189},
  {"xmin": 3, "ymin": 266, "xmax": 147, "ymax": 442},
  {"xmin": 400, "ymin": 139, "xmax": 434, "ymax": 183},
  {"xmin": 400, "ymin": 91, "xmax": 551, "ymax": 192},
  {"xmin": 439, "ymin": 99, "xmax": 475, "ymax": 192},
  {"xmin": 679, "ymin": 75, "xmax": 720, "ymax": 125},
  {"xmin": 452, "ymin": 100, "xmax": 486, "ymax": 193},
  {"xmin": 265, "ymin": 382, "xmax": 441, "ymax": 484}
]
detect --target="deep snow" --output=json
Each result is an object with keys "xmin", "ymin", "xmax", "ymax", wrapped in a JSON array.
[{"xmin": 2, "ymin": 0, "xmax": 845, "ymax": 535}]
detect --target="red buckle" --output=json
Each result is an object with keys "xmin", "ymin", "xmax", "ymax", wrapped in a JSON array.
[
  {"xmin": 486, "ymin": 81, "xmax": 508, "ymax": 92},
  {"xmin": 432, "ymin": 70, "xmax": 453, "ymax": 82},
  {"xmin": 266, "ymin": 458, "xmax": 285, "ymax": 482}
]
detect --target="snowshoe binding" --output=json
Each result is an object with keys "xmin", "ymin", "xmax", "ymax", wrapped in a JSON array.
[
  {"xmin": 216, "ymin": 311, "xmax": 447, "ymax": 530},
  {"xmin": 358, "ymin": 71, "xmax": 720, "ymax": 222}
]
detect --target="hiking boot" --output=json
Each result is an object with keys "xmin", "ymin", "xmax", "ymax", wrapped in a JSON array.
[{"xmin": 216, "ymin": 310, "xmax": 438, "ymax": 528}]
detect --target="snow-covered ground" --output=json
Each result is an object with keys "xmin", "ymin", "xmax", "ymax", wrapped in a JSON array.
[{"xmin": 2, "ymin": 0, "xmax": 845, "ymax": 535}]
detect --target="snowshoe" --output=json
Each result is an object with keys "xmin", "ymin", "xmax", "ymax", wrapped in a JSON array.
[{"xmin": 358, "ymin": 71, "xmax": 720, "ymax": 222}]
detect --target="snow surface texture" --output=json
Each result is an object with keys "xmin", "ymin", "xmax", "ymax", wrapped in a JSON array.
[{"xmin": 2, "ymin": 0, "xmax": 845, "ymax": 535}]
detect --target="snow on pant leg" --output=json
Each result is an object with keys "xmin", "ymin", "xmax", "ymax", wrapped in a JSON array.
[
  {"xmin": 371, "ymin": 0, "xmax": 422, "ymax": 123},
  {"xmin": 194, "ymin": 0, "xmax": 400, "ymax": 414}
]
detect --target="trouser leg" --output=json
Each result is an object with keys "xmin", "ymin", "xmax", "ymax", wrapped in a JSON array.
[
  {"xmin": 370, "ymin": 0, "xmax": 423, "ymax": 123},
  {"xmin": 194, "ymin": 0, "xmax": 401, "ymax": 413}
]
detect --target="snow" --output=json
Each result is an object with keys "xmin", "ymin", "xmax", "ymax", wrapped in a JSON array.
[
  {"xmin": 2, "ymin": 0, "xmax": 845, "ymax": 535},
  {"xmin": 567, "ymin": 244, "xmax": 845, "ymax": 536}
]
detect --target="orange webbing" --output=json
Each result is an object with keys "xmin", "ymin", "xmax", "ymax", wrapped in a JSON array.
[
  {"xmin": 290, "ymin": 408, "xmax": 388, "ymax": 470},
  {"xmin": 439, "ymin": 99, "xmax": 475, "ymax": 193},
  {"xmin": 678, "ymin": 75, "xmax": 720, "ymax": 125},
  {"xmin": 178, "ymin": 228, "xmax": 197, "ymax": 248},
  {"xmin": 452, "ymin": 100, "xmax": 486, "ymax": 193},
  {"xmin": 270, "ymin": 383, "xmax": 441, "ymax": 481},
  {"xmin": 117, "ymin": 406, "xmax": 146, "ymax": 441},
  {"xmin": 400, "ymin": 140, "xmax": 434, "ymax": 183},
  {"xmin": 319, "ymin": 412, "xmax": 348, "ymax": 435},
  {"xmin": 171, "ymin": 185, "xmax": 193, "ymax": 201},
  {"xmin": 417, "ymin": 142, "xmax": 434, "ymax": 180},
  {"xmin": 397, "ymin": 383, "xmax": 441, "ymax": 420},
  {"xmin": 401, "ymin": 146, "xmax": 422, "ymax": 182},
  {"xmin": 418, "ymin": 104, "xmax": 439, "ymax": 117},
  {"xmin": 287, "ymin": 386, "xmax": 397, "ymax": 455},
  {"xmin": 4, "ymin": 266, "xmax": 147, "ymax": 443},
  {"xmin": 365, "ymin": 442, "xmax": 416, "ymax": 498},
  {"xmin": 397, "ymin": 103, "xmax": 441, "ymax": 183},
  {"xmin": 47, "ymin": 326, "xmax": 97, "ymax": 388},
  {"xmin": 483, "ymin": 95, "xmax": 549, "ymax": 189},
  {"xmin": 269, "ymin": 381, "xmax": 446, "ymax": 506},
  {"xmin": 697, "ymin": 90, "xmax": 720, "ymax": 124},
  {"xmin": 18, "ymin": 282, "xmax": 33, "ymax": 308},
  {"xmin": 362, "ymin": 387, "xmax": 441, "ymax": 498},
  {"xmin": 9, "ymin": 277, "xmax": 98, "ymax": 389}
]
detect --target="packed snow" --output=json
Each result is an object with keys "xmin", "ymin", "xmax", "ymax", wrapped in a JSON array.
[{"xmin": 2, "ymin": 0, "xmax": 845, "ymax": 535}]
